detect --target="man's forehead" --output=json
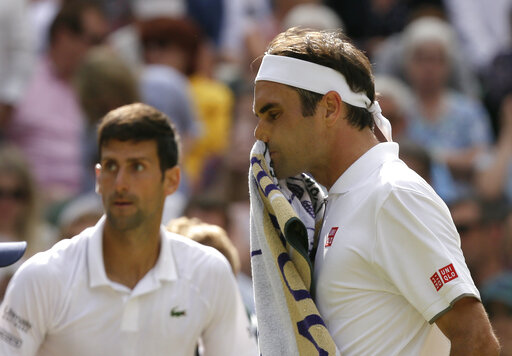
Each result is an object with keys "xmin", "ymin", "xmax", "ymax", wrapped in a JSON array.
[
  {"xmin": 100, "ymin": 139, "xmax": 157, "ymax": 160},
  {"xmin": 253, "ymin": 81, "xmax": 295, "ymax": 112}
]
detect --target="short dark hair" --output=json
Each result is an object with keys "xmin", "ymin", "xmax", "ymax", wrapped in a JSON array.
[
  {"xmin": 97, "ymin": 103, "xmax": 180, "ymax": 173},
  {"xmin": 48, "ymin": 1, "xmax": 103, "ymax": 45},
  {"xmin": 264, "ymin": 27, "xmax": 375, "ymax": 130}
]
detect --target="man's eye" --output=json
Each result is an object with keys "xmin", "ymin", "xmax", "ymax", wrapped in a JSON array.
[
  {"xmin": 268, "ymin": 112, "xmax": 280, "ymax": 120},
  {"xmin": 105, "ymin": 162, "xmax": 118, "ymax": 172},
  {"xmin": 134, "ymin": 163, "xmax": 145, "ymax": 172}
]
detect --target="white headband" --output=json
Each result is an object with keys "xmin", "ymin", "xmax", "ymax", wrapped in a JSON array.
[{"xmin": 255, "ymin": 54, "xmax": 392, "ymax": 141}]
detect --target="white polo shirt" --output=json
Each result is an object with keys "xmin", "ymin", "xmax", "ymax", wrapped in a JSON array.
[
  {"xmin": 314, "ymin": 143, "xmax": 479, "ymax": 356},
  {"xmin": 0, "ymin": 217, "xmax": 257, "ymax": 356}
]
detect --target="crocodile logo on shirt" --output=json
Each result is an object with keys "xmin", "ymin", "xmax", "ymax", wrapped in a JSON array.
[{"xmin": 170, "ymin": 307, "xmax": 186, "ymax": 317}]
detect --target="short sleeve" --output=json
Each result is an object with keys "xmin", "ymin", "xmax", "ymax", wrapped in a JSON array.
[
  {"xmin": 372, "ymin": 188, "xmax": 479, "ymax": 323},
  {"xmin": 0, "ymin": 259, "xmax": 55, "ymax": 355}
]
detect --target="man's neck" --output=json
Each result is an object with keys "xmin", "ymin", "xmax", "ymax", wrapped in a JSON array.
[
  {"xmin": 316, "ymin": 127, "xmax": 379, "ymax": 190},
  {"xmin": 102, "ymin": 223, "xmax": 161, "ymax": 289}
]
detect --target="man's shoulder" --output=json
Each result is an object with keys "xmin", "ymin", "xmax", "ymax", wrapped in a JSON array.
[
  {"xmin": 380, "ymin": 158, "xmax": 431, "ymax": 191},
  {"xmin": 376, "ymin": 160, "xmax": 450, "ymax": 216},
  {"xmin": 369, "ymin": 158, "xmax": 445, "ymax": 210},
  {"xmin": 17, "ymin": 230, "xmax": 91, "ymax": 280}
]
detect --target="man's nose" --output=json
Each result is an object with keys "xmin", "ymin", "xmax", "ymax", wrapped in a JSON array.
[
  {"xmin": 114, "ymin": 167, "xmax": 129, "ymax": 192},
  {"xmin": 254, "ymin": 121, "xmax": 269, "ymax": 143}
]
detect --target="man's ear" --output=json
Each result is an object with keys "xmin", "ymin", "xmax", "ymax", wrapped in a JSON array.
[
  {"xmin": 95, "ymin": 163, "xmax": 102, "ymax": 194},
  {"xmin": 163, "ymin": 166, "xmax": 181, "ymax": 196},
  {"xmin": 322, "ymin": 91, "xmax": 344, "ymax": 128}
]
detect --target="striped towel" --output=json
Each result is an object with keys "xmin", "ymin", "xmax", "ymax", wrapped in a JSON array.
[{"xmin": 249, "ymin": 140, "xmax": 340, "ymax": 356}]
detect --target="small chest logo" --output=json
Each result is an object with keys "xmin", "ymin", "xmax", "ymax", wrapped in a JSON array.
[
  {"xmin": 430, "ymin": 263, "xmax": 459, "ymax": 291},
  {"xmin": 325, "ymin": 227, "xmax": 339, "ymax": 247},
  {"xmin": 170, "ymin": 307, "xmax": 186, "ymax": 317}
]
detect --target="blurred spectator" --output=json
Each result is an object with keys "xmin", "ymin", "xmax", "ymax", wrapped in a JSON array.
[
  {"xmin": 480, "ymin": 6, "xmax": 512, "ymax": 134},
  {"xmin": 4, "ymin": 1, "xmax": 109, "ymax": 207},
  {"xmin": 75, "ymin": 46, "xmax": 139, "ymax": 125},
  {"xmin": 184, "ymin": 196, "xmax": 230, "ymax": 231},
  {"xmin": 373, "ymin": 12, "xmax": 481, "ymax": 99},
  {"xmin": 0, "ymin": 0, "xmax": 35, "ymax": 135},
  {"xmin": 481, "ymin": 272, "xmax": 512, "ymax": 356},
  {"xmin": 139, "ymin": 17, "xmax": 234, "ymax": 194},
  {"xmin": 241, "ymin": 0, "xmax": 278, "ymax": 78},
  {"xmin": 475, "ymin": 95, "xmax": 512, "ymax": 203},
  {"xmin": 281, "ymin": 3, "xmax": 343, "ymax": 31},
  {"xmin": 111, "ymin": 0, "xmax": 254, "ymax": 76},
  {"xmin": 57, "ymin": 192, "xmax": 103, "ymax": 240},
  {"xmin": 323, "ymin": 0, "xmax": 436, "ymax": 57},
  {"xmin": 224, "ymin": 83, "xmax": 258, "ymax": 201},
  {"xmin": 132, "ymin": 0, "xmax": 185, "ymax": 19},
  {"xmin": 107, "ymin": 0, "xmax": 184, "ymax": 73},
  {"xmin": 449, "ymin": 195, "xmax": 511, "ymax": 288},
  {"xmin": 74, "ymin": 45, "xmax": 140, "ymax": 192},
  {"xmin": 97, "ymin": 0, "xmax": 133, "ymax": 31},
  {"xmin": 27, "ymin": 0, "xmax": 60, "ymax": 54},
  {"xmin": 443, "ymin": 0, "xmax": 512, "ymax": 74},
  {"xmin": 186, "ymin": 0, "xmax": 267, "ymax": 66},
  {"xmin": 374, "ymin": 74, "xmax": 413, "ymax": 140},
  {"xmin": 139, "ymin": 17, "xmax": 200, "ymax": 146},
  {"xmin": 401, "ymin": 16, "xmax": 493, "ymax": 200},
  {"xmin": 0, "ymin": 145, "xmax": 56, "ymax": 299},
  {"xmin": 186, "ymin": 0, "xmax": 224, "ymax": 51}
]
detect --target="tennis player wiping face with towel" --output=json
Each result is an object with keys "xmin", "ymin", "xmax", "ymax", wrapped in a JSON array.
[{"xmin": 252, "ymin": 27, "xmax": 500, "ymax": 355}]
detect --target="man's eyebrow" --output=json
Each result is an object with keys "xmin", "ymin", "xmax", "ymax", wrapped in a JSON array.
[
  {"xmin": 257, "ymin": 103, "xmax": 279, "ymax": 116},
  {"xmin": 101, "ymin": 156, "xmax": 151, "ymax": 163},
  {"xmin": 126, "ymin": 157, "xmax": 151, "ymax": 163}
]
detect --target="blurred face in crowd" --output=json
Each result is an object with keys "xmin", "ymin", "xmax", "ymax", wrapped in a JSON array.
[
  {"xmin": 52, "ymin": 7, "xmax": 109, "ymax": 80},
  {"xmin": 405, "ymin": 41, "xmax": 450, "ymax": 97},
  {"xmin": 376, "ymin": 94, "xmax": 407, "ymax": 140},
  {"xmin": 0, "ymin": 171, "xmax": 27, "ymax": 236},
  {"xmin": 450, "ymin": 199, "xmax": 484, "ymax": 270}
]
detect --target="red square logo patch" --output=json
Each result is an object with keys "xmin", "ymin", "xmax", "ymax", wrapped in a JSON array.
[
  {"xmin": 325, "ymin": 227, "xmax": 338, "ymax": 247},
  {"xmin": 438, "ymin": 263, "xmax": 458, "ymax": 283},
  {"xmin": 430, "ymin": 272, "xmax": 443, "ymax": 291}
]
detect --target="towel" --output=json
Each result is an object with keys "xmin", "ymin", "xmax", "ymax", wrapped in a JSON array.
[{"xmin": 249, "ymin": 140, "xmax": 340, "ymax": 355}]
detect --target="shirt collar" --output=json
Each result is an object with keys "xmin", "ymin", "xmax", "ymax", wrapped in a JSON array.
[
  {"xmin": 329, "ymin": 142, "xmax": 399, "ymax": 195},
  {"xmin": 153, "ymin": 226, "xmax": 178, "ymax": 282},
  {"xmin": 88, "ymin": 216, "xmax": 178, "ymax": 288}
]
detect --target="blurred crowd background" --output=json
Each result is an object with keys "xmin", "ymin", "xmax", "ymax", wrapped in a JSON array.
[{"xmin": 0, "ymin": 0, "xmax": 512, "ymax": 352}]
